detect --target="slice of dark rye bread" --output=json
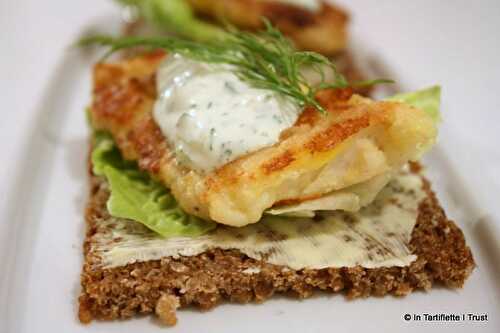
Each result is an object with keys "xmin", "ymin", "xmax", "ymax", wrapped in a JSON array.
[{"xmin": 78, "ymin": 163, "xmax": 475, "ymax": 326}]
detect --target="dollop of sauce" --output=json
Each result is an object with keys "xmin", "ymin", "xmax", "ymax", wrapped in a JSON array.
[
  {"xmin": 153, "ymin": 54, "xmax": 300, "ymax": 171},
  {"xmin": 93, "ymin": 169, "xmax": 425, "ymax": 270},
  {"xmin": 273, "ymin": 0, "xmax": 321, "ymax": 12}
]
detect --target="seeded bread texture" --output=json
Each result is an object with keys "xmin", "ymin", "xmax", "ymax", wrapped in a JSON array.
[{"xmin": 78, "ymin": 164, "xmax": 475, "ymax": 325}]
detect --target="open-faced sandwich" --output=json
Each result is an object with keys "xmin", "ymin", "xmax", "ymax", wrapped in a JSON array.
[{"xmin": 78, "ymin": 17, "xmax": 474, "ymax": 327}]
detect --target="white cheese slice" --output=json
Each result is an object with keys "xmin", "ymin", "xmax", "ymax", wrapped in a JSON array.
[{"xmin": 90, "ymin": 169, "xmax": 425, "ymax": 270}]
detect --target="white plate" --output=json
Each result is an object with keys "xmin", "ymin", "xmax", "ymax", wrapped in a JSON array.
[{"xmin": 1, "ymin": 15, "xmax": 499, "ymax": 333}]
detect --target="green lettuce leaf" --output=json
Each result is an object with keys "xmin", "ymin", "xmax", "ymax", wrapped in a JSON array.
[
  {"xmin": 91, "ymin": 131, "xmax": 216, "ymax": 238},
  {"xmin": 386, "ymin": 85, "xmax": 441, "ymax": 122}
]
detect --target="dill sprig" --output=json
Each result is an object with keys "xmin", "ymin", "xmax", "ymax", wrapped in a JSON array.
[{"xmin": 79, "ymin": 19, "xmax": 391, "ymax": 113}]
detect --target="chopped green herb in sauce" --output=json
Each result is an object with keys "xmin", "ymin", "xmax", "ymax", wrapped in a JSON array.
[{"xmin": 152, "ymin": 55, "xmax": 300, "ymax": 171}]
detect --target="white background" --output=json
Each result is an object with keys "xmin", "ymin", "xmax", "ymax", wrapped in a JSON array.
[{"xmin": 0, "ymin": 1, "xmax": 499, "ymax": 332}]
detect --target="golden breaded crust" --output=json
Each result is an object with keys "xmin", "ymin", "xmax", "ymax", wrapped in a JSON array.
[
  {"xmin": 186, "ymin": 0, "xmax": 348, "ymax": 55},
  {"xmin": 78, "ymin": 163, "xmax": 475, "ymax": 325},
  {"xmin": 90, "ymin": 53, "xmax": 436, "ymax": 226}
]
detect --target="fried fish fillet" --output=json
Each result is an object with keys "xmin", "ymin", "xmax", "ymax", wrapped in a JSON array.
[
  {"xmin": 90, "ymin": 52, "xmax": 437, "ymax": 227},
  {"xmin": 185, "ymin": 0, "xmax": 349, "ymax": 55}
]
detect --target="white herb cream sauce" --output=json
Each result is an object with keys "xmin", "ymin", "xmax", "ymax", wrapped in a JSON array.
[
  {"xmin": 272, "ymin": 0, "xmax": 321, "ymax": 12},
  {"xmin": 153, "ymin": 54, "xmax": 300, "ymax": 171}
]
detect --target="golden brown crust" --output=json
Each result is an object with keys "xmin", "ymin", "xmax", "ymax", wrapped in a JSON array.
[
  {"xmin": 126, "ymin": 116, "xmax": 169, "ymax": 174},
  {"xmin": 78, "ymin": 164, "xmax": 475, "ymax": 324},
  {"xmin": 261, "ymin": 149, "xmax": 296, "ymax": 174},
  {"xmin": 305, "ymin": 115, "xmax": 370, "ymax": 152},
  {"xmin": 91, "ymin": 51, "xmax": 165, "ymax": 172}
]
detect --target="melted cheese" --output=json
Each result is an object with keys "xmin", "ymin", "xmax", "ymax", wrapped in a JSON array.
[{"xmin": 90, "ymin": 169, "xmax": 425, "ymax": 270}]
